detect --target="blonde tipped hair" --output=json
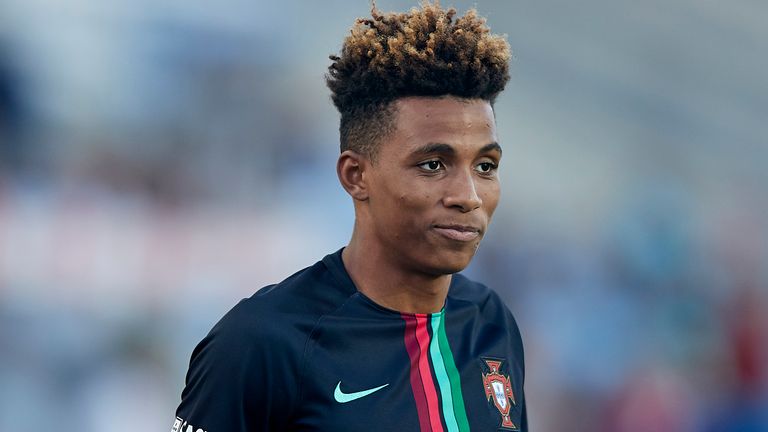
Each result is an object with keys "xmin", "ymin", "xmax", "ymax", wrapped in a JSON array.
[{"xmin": 326, "ymin": 1, "xmax": 510, "ymax": 157}]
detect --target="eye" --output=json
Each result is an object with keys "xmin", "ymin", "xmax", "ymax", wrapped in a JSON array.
[
  {"xmin": 418, "ymin": 160, "xmax": 444, "ymax": 171},
  {"xmin": 476, "ymin": 162, "xmax": 498, "ymax": 174}
]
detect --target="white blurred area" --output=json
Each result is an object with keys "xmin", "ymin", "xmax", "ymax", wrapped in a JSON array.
[{"xmin": 0, "ymin": 1, "xmax": 766, "ymax": 431}]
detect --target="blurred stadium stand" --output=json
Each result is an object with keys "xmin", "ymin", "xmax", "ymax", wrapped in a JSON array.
[{"xmin": 0, "ymin": 0, "xmax": 766, "ymax": 430}]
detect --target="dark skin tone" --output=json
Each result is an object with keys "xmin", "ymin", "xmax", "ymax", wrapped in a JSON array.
[{"xmin": 337, "ymin": 96, "xmax": 501, "ymax": 314}]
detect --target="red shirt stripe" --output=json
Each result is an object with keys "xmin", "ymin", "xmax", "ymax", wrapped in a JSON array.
[
  {"xmin": 403, "ymin": 314, "xmax": 433, "ymax": 431},
  {"xmin": 414, "ymin": 314, "xmax": 445, "ymax": 432}
]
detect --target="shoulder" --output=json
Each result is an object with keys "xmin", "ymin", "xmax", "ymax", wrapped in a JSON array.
[
  {"xmin": 209, "ymin": 250, "xmax": 357, "ymax": 350},
  {"xmin": 448, "ymin": 273, "xmax": 524, "ymax": 344},
  {"xmin": 448, "ymin": 273, "xmax": 510, "ymax": 314},
  {"xmin": 177, "ymin": 251, "xmax": 357, "ymax": 428}
]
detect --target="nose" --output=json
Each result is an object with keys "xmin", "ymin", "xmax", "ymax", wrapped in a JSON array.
[{"xmin": 442, "ymin": 168, "xmax": 482, "ymax": 212}]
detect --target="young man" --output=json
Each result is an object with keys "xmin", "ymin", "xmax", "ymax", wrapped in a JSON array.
[{"xmin": 173, "ymin": 2, "xmax": 526, "ymax": 431}]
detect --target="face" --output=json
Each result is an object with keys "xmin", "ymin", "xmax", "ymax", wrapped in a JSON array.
[{"xmin": 364, "ymin": 96, "xmax": 501, "ymax": 275}]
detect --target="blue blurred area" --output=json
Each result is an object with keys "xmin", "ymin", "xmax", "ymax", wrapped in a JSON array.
[{"xmin": 0, "ymin": 1, "xmax": 766, "ymax": 430}]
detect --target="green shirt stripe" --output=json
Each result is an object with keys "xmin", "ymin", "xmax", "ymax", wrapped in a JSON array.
[
  {"xmin": 437, "ymin": 312, "xmax": 471, "ymax": 431},
  {"xmin": 430, "ymin": 314, "xmax": 460, "ymax": 432}
]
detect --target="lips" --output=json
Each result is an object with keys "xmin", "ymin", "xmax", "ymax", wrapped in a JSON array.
[{"xmin": 432, "ymin": 224, "xmax": 482, "ymax": 242}]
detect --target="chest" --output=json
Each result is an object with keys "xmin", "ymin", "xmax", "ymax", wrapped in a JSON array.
[{"xmin": 290, "ymin": 315, "xmax": 524, "ymax": 431}]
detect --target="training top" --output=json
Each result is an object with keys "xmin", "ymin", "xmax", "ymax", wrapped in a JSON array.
[{"xmin": 174, "ymin": 249, "xmax": 527, "ymax": 432}]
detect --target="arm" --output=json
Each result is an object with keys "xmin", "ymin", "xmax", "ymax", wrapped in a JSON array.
[{"xmin": 174, "ymin": 300, "xmax": 299, "ymax": 432}]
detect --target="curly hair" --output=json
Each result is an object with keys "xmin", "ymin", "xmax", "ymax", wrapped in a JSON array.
[{"xmin": 326, "ymin": 0, "xmax": 511, "ymax": 158}]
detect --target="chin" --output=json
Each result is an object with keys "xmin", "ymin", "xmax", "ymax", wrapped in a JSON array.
[{"xmin": 424, "ymin": 249, "xmax": 476, "ymax": 275}]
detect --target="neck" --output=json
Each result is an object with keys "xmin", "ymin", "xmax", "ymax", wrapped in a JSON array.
[{"xmin": 342, "ymin": 226, "xmax": 451, "ymax": 314}]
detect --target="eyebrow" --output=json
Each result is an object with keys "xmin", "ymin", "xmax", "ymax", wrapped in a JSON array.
[
  {"xmin": 480, "ymin": 142, "xmax": 503, "ymax": 156},
  {"xmin": 411, "ymin": 142, "xmax": 502, "ymax": 157}
]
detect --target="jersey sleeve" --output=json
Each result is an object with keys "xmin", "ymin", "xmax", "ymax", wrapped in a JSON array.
[
  {"xmin": 174, "ymin": 299, "xmax": 300, "ymax": 432},
  {"xmin": 486, "ymin": 288, "xmax": 528, "ymax": 431},
  {"xmin": 503, "ymin": 295, "xmax": 528, "ymax": 432}
]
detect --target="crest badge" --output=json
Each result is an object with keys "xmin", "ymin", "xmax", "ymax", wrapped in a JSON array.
[{"xmin": 481, "ymin": 358, "xmax": 517, "ymax": 430}]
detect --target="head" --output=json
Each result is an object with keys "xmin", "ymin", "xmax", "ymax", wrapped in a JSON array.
[{"xmin": 327, "ymin": 1, "xmax": 511, "ymax": 275}]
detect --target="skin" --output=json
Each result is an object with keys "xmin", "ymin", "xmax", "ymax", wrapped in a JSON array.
[{"xmin": 337, "ymin": 96, "xmax": 502, "ymax": 314}]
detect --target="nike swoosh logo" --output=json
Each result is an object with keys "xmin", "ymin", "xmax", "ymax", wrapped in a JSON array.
[{"xmin": 334, "ymin": 381, "xmax": 389, "ymax": 403}]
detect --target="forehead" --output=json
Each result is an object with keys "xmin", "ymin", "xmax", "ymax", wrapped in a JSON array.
[{"xmin": 387, "ymin": 96, "xmax": 497, "ymax": 152}]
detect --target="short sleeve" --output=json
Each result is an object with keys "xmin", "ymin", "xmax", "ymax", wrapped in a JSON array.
[
  {"xmin": 174, "ymin": 300, "xmax": 300, "ymax": 432},
  {"xmin": 486, "ymin": 289, "xmax": 528, "ymax": 431}
]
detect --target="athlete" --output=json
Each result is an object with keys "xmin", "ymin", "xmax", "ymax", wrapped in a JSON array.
[{"xmin": 173, "ymin": 2, "xmax": 526, "ymax": 431}]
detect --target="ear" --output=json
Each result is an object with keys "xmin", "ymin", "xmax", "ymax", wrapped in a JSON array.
[{"xmin": 337, "ymin": 150, "xmax": 370, "ymax": 201}]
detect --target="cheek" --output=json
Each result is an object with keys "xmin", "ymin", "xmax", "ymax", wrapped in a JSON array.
[
  {"xmin": 481, "ymin": 183, "xmax": 501, "ymax": 216},
  {"xmin": 390, "ymin": 191, "xmax": 435, "ymax": 233},
  {"xmin": 374, "ymin": 171, "xmax": 436, "ymax": 233},
  {"xmin": 398, "ymin": 191, "xmax": 432, "ymax": 205},
  {"xmin": 397, "ymin": 188, "xmax": 436, "ymax": 213}
]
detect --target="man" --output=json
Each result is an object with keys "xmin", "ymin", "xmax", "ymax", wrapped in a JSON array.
[{"xmin": 173, "ymin": 2, "xmax": 526, "ymax": 431}]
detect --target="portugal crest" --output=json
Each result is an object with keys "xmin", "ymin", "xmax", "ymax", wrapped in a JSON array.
[{"xmin": 481, "ymin": 358, "xmax": 517, "ymax": 430}]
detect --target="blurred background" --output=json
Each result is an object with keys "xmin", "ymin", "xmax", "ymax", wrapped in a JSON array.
[{"xmin": 1, "ymin": 0, "xmax": 766, "ymax": 430}]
